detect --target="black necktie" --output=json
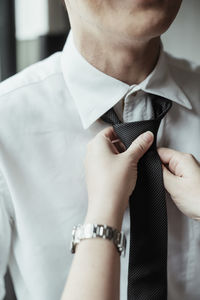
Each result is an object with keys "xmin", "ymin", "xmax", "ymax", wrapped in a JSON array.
[{"xmin": 100, "ymin": 94, "xmax": 172, "ymax": 299}]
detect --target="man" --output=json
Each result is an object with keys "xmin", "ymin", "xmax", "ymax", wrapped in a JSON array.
[{"xmin": 0, "ymin": 0, "xmax": 200, "ymax": 299}]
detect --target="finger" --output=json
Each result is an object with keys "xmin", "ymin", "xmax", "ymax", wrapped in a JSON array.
[
  {"xmin": 124, "ymin": 131, "xmax": 154, "ymax": 162},
  {"xmin": 111, "ymin": 139, "xmax": 126, "ymax": 153},
  {"xmin": 162, "ymin": 164, "xmax": 179, "ymax": 196},
  {"xmin": 99, "ymin": 126, "xmax": 118, "ymax": 141},
  {"xmin": 99, "ymin": 126, "xmax": 126, "ymax": 153},
  {"xmin": 158, "ymin": 147, "xmax": 184, "ymax": 165},
  {"xmin": 95, "ymin": 126, "xmax": 120, "ymax": 155},
  {"xmin": 158, "ymin": 147, "xmax": 197, "ymax": 177}
]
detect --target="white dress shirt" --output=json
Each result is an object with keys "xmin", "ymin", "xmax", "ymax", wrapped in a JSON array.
[{"xmin": 0, "ymin": 30, "xmax": 200, "ymax": 300}]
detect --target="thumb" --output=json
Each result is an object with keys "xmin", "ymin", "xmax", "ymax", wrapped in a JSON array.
[
  {"xmin": 162, "ymin": 164, "xmax": 180, "ymax": 197},
  {"xmin": 124, "ymin": 131, "xmax": 154, "ymax": 162}
]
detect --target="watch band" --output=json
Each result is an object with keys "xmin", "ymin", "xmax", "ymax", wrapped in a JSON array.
[{"xmin": 70, "ymin": 223, "xmax": 127, "ymax": 257}]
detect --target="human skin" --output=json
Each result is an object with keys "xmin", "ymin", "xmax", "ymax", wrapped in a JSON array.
[
  {"xmin": 64, "ymin": 0, "xmax": 182, "ymax": 85},
  {"xmin": 158, "ymin": 148, "xmax": 200, "ymax": 221}
]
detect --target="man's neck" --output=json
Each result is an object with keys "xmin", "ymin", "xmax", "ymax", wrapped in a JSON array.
[{"xmin": 72, "ymin": 29, "xmax": 161, "ymax": 86}]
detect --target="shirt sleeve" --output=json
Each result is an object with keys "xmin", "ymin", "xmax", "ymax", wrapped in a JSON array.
[{"xmin": 0, "ymin": 169, "xmax": 14, "ymax": 300}]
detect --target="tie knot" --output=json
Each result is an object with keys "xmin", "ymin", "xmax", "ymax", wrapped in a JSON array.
[
  {"xmin": 113, "ymin": 120, "xmax": 160, "ymax": 150},
  {"xmin": 101, "ymin": 94, "xmax": 172, "ymax": 150}
]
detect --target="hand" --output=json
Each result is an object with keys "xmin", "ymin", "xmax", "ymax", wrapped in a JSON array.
[
  {"xmin": 158, "ymin": 148, "xmax": 200, "ymax": 221},
  {"xmin": 83, "ymin": 126, "xmax": 154, "ymax": 228}
]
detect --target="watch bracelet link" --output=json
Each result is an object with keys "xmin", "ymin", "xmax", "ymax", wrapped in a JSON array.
[{"xmin": 70, "ymin": 223, "xmax": 127, "ymax": 257}]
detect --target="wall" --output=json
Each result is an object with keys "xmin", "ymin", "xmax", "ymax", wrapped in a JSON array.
[
  {"xmin": 162, "ymin": 0, "xmax": 200, "ymax": 63},
  {"xmin": 15, "ymin": 0, "xmax": 69, "ymax": 71}
]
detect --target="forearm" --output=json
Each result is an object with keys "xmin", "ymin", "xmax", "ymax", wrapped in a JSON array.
[{"xmin": 61, "ymin": 211, "xmax": 123, "ymax": 300}]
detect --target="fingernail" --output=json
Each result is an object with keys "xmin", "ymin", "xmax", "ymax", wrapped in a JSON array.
[
  {"xmin": 142, "ymin": 131, "xmax": 154, "ymax": 143},
  {"xmin": 120, "ymin": 141, "xmax": 126, "ymax": 151}
]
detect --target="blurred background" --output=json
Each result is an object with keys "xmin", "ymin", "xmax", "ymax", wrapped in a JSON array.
[
  {"xmin": 0, "ymin": 0, "xmax": 70, "ymax": 82},
  {"xmin": 1, "ymin": 0, "xmax": 200, "ymax": 299}
]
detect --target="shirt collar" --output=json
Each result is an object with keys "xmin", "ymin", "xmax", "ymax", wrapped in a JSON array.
[{"xmin": 61, "ymin": 30, "xmax": 192, "ymax": 130}]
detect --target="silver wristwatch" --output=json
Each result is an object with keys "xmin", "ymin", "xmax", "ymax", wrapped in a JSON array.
[{"xmin": 70, "ymin": 223, "xmax": 127, "ymax": 256}]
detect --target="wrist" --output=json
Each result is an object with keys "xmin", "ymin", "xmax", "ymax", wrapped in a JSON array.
[
  {"xmin": 86, "ymin": 195, "xmax": 128, "ymax": 230},
  {"xmin": 84, "ymin": 209, "xmax": 124, "ymax": 231}
]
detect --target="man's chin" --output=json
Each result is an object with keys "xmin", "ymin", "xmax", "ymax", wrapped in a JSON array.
[
  {"xmin": 130, "ymin": 0, "xmax": 164, "ymax": 8},
  {"xmin": 113, "ymin": 15, "xmax": 171, "ymax": 43}
]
